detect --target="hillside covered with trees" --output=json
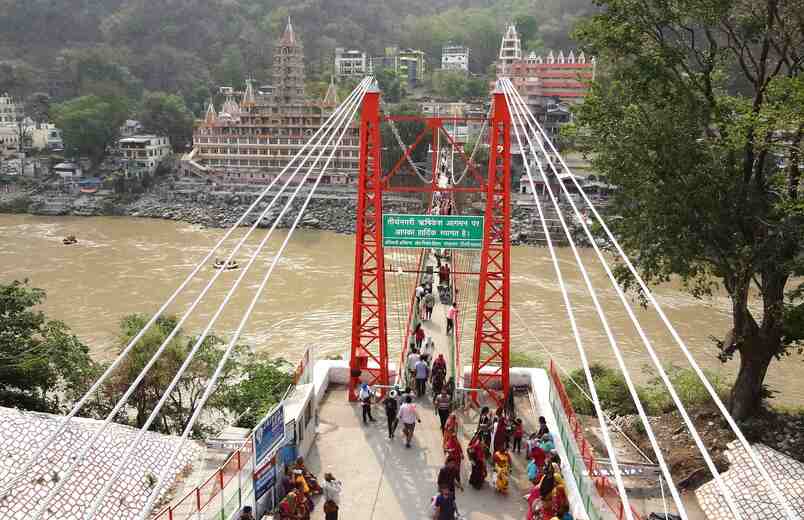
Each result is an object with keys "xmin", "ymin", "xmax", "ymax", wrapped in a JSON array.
[{"xmin": 0, "ymin": 0, "xmax": 594, "ymax": 114}]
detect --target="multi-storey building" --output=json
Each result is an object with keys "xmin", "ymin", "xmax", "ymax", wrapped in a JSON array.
[
  {"xmin": 119, "ymin": 135, "xmax": 172, "ymax": 177},
  {"xmin": 399, "ymin": 49, "xmax": 427, "ymax": 86},
  {"xmin": 441, "ymin": 45, "xmax": 470, "ymax": 72},
  {"xmin": 181, "ymin": 19, "xmax": 359, "ymax": 186},
  {"xmin": 0, "ymin": 93, "xmax": 22, "ymax": 125},
  {"xmin": 335, "ymin": 48, "xmax": 368, "ymax": 79},
  {"xmin": 495, "ymin": 25, "xmax": 595, "ymax": 105},
  {"xmin": 369, "ymin": 47, "xmax": 427, "ymax": 87}
]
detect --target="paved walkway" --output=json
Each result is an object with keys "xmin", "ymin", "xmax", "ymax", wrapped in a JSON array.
[
  {"xmin": 307, "ymin": 388, "xmax": 529, "ymax": 520},
  {"xmin": 307, "ymin": 255, "xmax": 530, "ymax": 519}
]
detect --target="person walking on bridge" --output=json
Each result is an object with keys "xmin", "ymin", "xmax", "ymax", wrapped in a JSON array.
[
  {"xmin": 415, "ymin": 356, "xmax": 429, "ymax": 397},
  {"xmin": 358, "ymin": 383, "xmax": 376, "ymax": 424},
  {"xmin": 398, "ymin": 395, "xmax": 421, "ymax": 448},
  {"xmin": 446, "ymin": 302, "xmax": 458, "ymax": 335},
  {"xmin": 434, "ymin": 389, "xmax": 452, "ymax": 432},
  {"xmin": 424, "ymin": 290, "xmax": 435, "ymax": 320},
  {"xmin": 383, "ymin": 390, "xmax": 399, "ymax": 439}
]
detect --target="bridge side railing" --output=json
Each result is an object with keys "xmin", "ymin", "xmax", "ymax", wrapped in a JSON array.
[
  {"xmin": 152, "ymin": 436, "xmax": 255, "ymax": 520},
  {"xmin": 548, "ymin": 361, "xmax": 644, "ymax": 520}
]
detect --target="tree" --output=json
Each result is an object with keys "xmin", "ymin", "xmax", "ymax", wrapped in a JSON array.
[
  {"xmin": 25, "ymin": 92, "xmax": 51, "ymax": 124},
  {"xmin": 104, "ymin": 314, "xmax": 242, "ymax": 436},
  {"xmin": 52, "ymin": 95, "xmax": 129, "ymax": 166},
  {"xmin": 0, "ymin": 281, "xmax": 96, "ymax": 412},
  {"xmin": 217, "ymin": 358, "xmax": 293, "ymax": 429},
  {"xmin": 376, "ymin": 69, "xmax": 403, "ymax": 103},
  {"xmin": 573, "ymin": 0, "xmax": 804, "ymax": 419},
  {"xmin": 138, "ymin": 92, "xmax": 194, "ymax": 151}
]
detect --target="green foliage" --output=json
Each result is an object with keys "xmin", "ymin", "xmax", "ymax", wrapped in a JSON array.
[
  {"xmin": 138, "ymin": 92, "xmax": 194, "ymax": 150},
  {"xmin": 563, "ymin": 364, "xmax": 638, "ymax": 417},
  {"xmin": 0, "ymin": 280, "xmax": 97, "ymax": 413},
  {"xmin": 639, "ymin": 366, "xmax": 728, "ymax": 415},
  {"xmin": 102, "ymin": 313, "xmax": 241, "ymax": 436},
  {"xmin": 563, "ymin": 364, "xmax": 726, "ymax": 417},
  {"xmin": 217, "ymin": 357, "xmax": 294, "ymax": 429},
  {"xmin": 430, "ymin": 71, "xmax": 489, "ymax": 101},
  {"xmin": 52, "ymin": 95, "xmax": 129, "ymax": 166},
  {"xmin": 375, "ymin": 69, "xmax": 403, "ymax": 103},
  {"xmin": 510, "ymin": 351, "xmax": 544, "ymax": 368},
  {"xmin": 573, "ymin": 0, "xmax": 803, "ymax": 420}
]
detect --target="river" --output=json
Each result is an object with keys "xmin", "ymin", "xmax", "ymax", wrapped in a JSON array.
[{"xmin": 1, "ymin": 214, "xmax": 801, "ymax": 405}]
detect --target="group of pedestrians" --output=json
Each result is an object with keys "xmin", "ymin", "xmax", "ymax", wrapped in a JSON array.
[{"xmin": 273, "ymin": 457, "xmax": 343, "ymax": 520}]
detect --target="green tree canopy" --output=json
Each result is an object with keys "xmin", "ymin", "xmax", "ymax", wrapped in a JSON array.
[
  {"xmin": 138, "ymin": 92, "xmax": 194, "ymax": 151},
  {"xmin": 217, "ymin": 358, "xmax": 293, "ymax": 429},
  {"xmin": 573, "ymin": 0, "xmax": 803, "ymax": 419},
  {"xmin": 0, "ymin": 281, "xmax": 96, "ymax": 412},
  {"xmin": 52, "ymin": 95, "xmax": 129, "ymax": 166}
]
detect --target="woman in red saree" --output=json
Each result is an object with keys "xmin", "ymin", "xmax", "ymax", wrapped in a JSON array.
[
  {"xmin": 444, "ymin": 429, "xmax": 464, "ymax": 472},
  {"xmin": 468, "ymin": 434, "xmax": 487, "ymax": 489}
]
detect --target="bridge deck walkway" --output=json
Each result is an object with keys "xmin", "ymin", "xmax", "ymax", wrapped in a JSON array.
[{"xmin": 307, "ymin": 262, "xmax": 531, "ymax": 519}]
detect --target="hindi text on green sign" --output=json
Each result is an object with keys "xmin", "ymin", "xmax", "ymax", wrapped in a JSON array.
[{"xmin": 382, "ymin": 214, "xmax": 484, "ymax": 249}]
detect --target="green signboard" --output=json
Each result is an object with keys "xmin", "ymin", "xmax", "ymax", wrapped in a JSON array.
[{"xmin": 382, "ymin": 214, "xmax": 484, "ymax": 249}]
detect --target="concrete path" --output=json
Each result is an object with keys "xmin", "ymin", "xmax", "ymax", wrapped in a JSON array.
[
  {"xmin": 307, "ymin": 256, "xmax": 529, "ymax": 519},
  {"xmin": 307, "ymin": 388, "xmax": 529, "ymax": 520}
]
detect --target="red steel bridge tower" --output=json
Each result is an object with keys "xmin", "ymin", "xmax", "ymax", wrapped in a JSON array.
[{"xmin": 349, "ymin": 83, "xmax": 512, "ymax": 405}]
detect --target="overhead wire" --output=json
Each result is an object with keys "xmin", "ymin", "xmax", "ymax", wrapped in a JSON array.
[
  {"xmin": 505, "ymin": 79, "xmax": 695, "ymax": 520},
  {"xmin": 510, "ymin": 81, "xmax": 800, "ymax": 520},
  {"xmin": 0, "ymin": 78, "xmax": 371, "ymax": 502},
  {"xmin": 28, "ymin": 79, "xmax": 373, "ymax": 520},
  {"xmin": 127, "ymin": 80, "xmax": 371, "ymax": 520},
  {"xmin": 34, "ymin": 79, "xmax": 370, "ymax": 520},
  {"xmin": 500, "ymin": 80, "xmax": 637, "ymax": 520},
  {"xmin": 506, "ymin": 79, "xmax": 746, "ymax": 519}
]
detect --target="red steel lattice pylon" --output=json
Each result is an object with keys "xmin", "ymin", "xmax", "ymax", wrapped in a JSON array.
[
  {"xmin": 348, "ymin": 86, "xmax": 390, "ymax": 401},
  {"xmin": 470, "ymin": 89, "xmax": 512, "ymax": 406}
]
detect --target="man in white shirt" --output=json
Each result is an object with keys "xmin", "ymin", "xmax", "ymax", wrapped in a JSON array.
[
  {"xmin": 406, "ymin": 350, "xmax": 420, "ymax": 389},
  {"xmin": 397, "ymin": 395, "xmax": 421, "ymax": 448}
]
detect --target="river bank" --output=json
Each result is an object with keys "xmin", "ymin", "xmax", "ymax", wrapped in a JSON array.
[{"xmin": 0, "ymin": 182, "xmax": 564, "ymax": 246}]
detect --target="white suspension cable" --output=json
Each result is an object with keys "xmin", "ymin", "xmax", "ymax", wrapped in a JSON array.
[
  {"xmin": 506, "ymin": 80, "xmax": 748, "ymax": 519},
  {"xmin": 77, "ymin": 82, "xmax": 369, "ymax": 520},
  {"xmin": 511, "ymin": 304, "xmax": 655, "ymax": 465},
  {"xmin": 0, "ymin": 89, "xmax": 367, "ymax": 497},
  {"xmin": 129, "ymin": 81, "xmax": 370, "ymax": 520},
  {"xmin": 497, "ymin": 81, "xmax": 636, "ymax": 520},
  {"xmin": 504, "ymin": 80, "xmax": 691, "ymax": 520},
  {"xmin": 511, "ymin": 80, "xmax": 800, "ymax": 520},
  {"xmin": 27, "ymin": 79, "xmax": 372, "ymax": 519},
  {"xmin": 451, "ymin": 112, "xmax": 489, "ymax": 186}
]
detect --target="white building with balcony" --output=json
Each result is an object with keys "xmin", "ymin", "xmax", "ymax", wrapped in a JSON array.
[
  {"xmin": 441, "ymin": 45, "xmax": 470, "ymax": 72},
  {"xmin": 0, "ymin": 93, "xmax": 22, "ymax": 125},
  {"xmin": 334, "ymin": 48, "xmax": 368, "ymax": 79},
  {"xmin": 119, "ymin": 135, "xmax": 172, "ymax": 177}
]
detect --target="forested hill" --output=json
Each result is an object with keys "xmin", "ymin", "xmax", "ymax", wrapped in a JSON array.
[{"xmin": 0, "ymin": 0, "xmax": 593, "ymax": 113}]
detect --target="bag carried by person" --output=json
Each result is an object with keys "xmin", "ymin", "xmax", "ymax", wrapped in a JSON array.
[{"xmin": 324, "ymin": 499, "xmax": 338, "ymax": 514}]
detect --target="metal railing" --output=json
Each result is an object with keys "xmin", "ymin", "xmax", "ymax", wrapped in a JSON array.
[{"xmin": 548, "ymin": 361, "xmax": 644, "ymax": 520}]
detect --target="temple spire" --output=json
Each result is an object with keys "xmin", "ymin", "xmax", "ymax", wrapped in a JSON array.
[
  {"xmin": 322, "ymin": 76, "xmax": 338, "ymax": 108},
  {"xmin": 204, "ymin": 99, "xmax": 217, "ymax": 125},
  {"xmin": 241, "ymin": 78, "xmax": 256, "ymax": 108},
  {"xmin": 280, "ymin": 16, "xmax": 296, "ymax": 46}
]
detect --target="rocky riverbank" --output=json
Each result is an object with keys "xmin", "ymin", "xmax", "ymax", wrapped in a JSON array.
[{"xmin": 1, "ymin": 187, "xmax": 571, "ymax": 246}]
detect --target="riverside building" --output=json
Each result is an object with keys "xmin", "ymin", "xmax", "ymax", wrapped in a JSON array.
[{"xmin": 181, "ymin": 19, "xmax": 359, "ymax": 186}]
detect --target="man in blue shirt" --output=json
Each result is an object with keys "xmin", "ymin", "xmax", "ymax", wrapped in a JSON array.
[{"xmin": 433, "ymin": 487, "xmax": 456, "ymax": 520}]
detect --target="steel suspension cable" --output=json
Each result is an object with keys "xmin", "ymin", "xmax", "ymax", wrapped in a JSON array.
[
  {"xmin": 27, "ymin": 80, "xmax": 372, "ymax": 519},
  {"xmin": 71, "ymin": 81, "xmax": 369, "ymax": 520},
  {"xmin": 0, "ymin": 82, "xmax": 370, "ymax": 499},
  {"xmin": 506, "ymin": 80, "xmax": 746, "ymax": 519},
  {"xmin": 128, "ymin": 82, "xmax": 370, "ymax": 520},
  {"xmin": 509, "ymin": 82, "xmax": 800, "ymax": 520},
  {"xmin": 501, "ymin": 81, "xmax": 637, "ymax": 520}
]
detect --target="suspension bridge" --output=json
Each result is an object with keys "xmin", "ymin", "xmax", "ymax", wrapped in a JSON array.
[{"xmin": 0, "ymin": 77, "xmax": 801, "ymax": 520}]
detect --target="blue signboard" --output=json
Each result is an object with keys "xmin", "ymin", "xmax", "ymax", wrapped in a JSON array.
[
  {"xmin": 255, "ymin": 404, "xmax": 285, "ymax": 467},
  {"xmin": 254, "ymin": 461, "xmax": 277, "ymax": 500}
]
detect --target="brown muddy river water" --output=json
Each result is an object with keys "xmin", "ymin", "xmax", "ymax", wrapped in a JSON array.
[{"xmin": 1, "ymin": 214, "xmax": 800, "ymax": 406}]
